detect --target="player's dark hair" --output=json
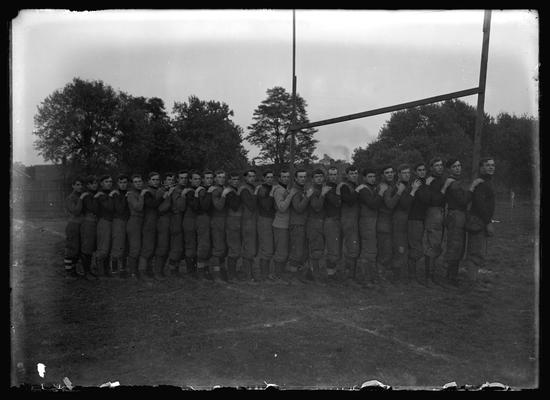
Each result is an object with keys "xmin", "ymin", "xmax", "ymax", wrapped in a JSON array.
[
  {"xmin": 85, "ymin": 175, "xmax": 98, "ymax": 185},
  {"xmin": 98, "ymin": 174, "xmax": 111, "ymax": 183},
  {"xmin": 312, "ymin": 168, "xmax": 325, "ymax": 177},
  {"xmin": 362, "ymin": 167, "xmax": 377, "ymax": 176},
  {"xmin": 445, "ymin": 158, "xmax": 460, "ymax": 169},
  {"xmin": 71, "ymin": 176, "xmax": 85, "ymax": 185},
  {"xmin": 429, "ymin": 157, "xmax": 444, "ymax": 167},
  {"xmin": 414, "ymin": 162, "xmax": 426, "ymax": 171},
  {"xmin": 479, "ymin": 157, "xmax": 495, "ymax": 167},
  {"xmin": 397, "ymin": 163, "xmax": 411, "ymax": 173},
  {"xmin": 294, "ymin": 168, "xmax": 307, "ymax": 177}
]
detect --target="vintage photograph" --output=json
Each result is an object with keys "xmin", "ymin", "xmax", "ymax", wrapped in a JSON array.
[{"xmin": 10, "ymin": 9, "xmax": 539, "ymax": 390}]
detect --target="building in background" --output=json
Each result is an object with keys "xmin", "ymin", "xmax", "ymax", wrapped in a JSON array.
[{"xmin": 11, "ymin": 163, "xmax": 67, "ymax": 218}]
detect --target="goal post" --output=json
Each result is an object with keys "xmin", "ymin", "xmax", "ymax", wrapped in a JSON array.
[{"xmin": 288, "ymin": 10, "xmax": 492, "ymax": 179}]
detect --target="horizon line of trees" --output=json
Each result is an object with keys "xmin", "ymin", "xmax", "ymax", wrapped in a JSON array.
[{"xmin": 32, "ymin": 77, "xmax": 537, "ymax": 192}]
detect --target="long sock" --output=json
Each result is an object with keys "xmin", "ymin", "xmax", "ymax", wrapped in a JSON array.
[
  {"xmin": 242, "ymin": 258, "xmax": 253, "ymax": 280},
  {"xmin": 250, "ymin": 259, "xmax": 261, "ymax": 282},
  {"xmin": 81, "ymin": 254, "xmax": 96, "ymax": 277},
  {"xmin": 103, "ymin": 258, "xmax": 112, "ymax": 276},
  {"xmin": 311, "ymin": 259, "xmax": 324, "ymax": 282},
  {"xmin": 227, "ymin": 257, "xmax": 238, "ymax": 281},
  {"xmin": 196, "ymin": 261, "xmax": 206, "ymax": 279},
  {"xmin": 138, "ymin": 257, "xmax": 150, "ymax": 275},
  {"xmin": 185, "ymin": 257, "xmax": 194, "ymax": 274},
  {"xmin": 81, "ymin": 254, "xmax": 89, "ymax": 272},
  {"xmin": 209, "ymin": 262, "xmax": 222, "ymax": 281},
  {"xmin": 64, "ymin": 258, "xmax": 73, "ymax": 272},
  {"xmin": 355, "ymin": 261, "xmax": 366, "ymax": 284},
  {"xmin": 326, "ymin": 260, "xmax": 337, "ymax": 280},
  {"xmin": 219, "ymin": 257, "xmax": 228, "ymax": 281},
  {"xmin": 156, "ymin": 256, "xmax": 167, "ymax": 276},
  {"xmin": 424, "ymin": 256, "xmax": 431, "ymax": 280},
  {"xmin": 126, "ymin": 256, "xmax": 137, "ymax": 276},
  {"xmin": 448, "ymin": 260, "xmax": 459, "ymax": 284},
  {"xmin": 111, "ymin": 258, "xmax": 119, "ymax": 274},
  {"xmin": 260, "ymin": 259, "xmax": 269, "ymax": 281},
  {"xmin": 146, "ymin": 258, "xmax": 154, "ymax": 276},
  {"xmin": 345, "ymin": 258, "xmax": 357, "ymax": 280},
  {"xmin": 168, "ymin": 259, "xmax": 180, "ymax": 275}
]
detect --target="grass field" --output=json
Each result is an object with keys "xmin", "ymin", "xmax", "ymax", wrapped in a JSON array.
[{"xmin": 10, "ymin": 198, "xmax": 538, "ymax": 390}]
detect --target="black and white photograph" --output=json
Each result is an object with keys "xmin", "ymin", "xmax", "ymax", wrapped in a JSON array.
[{"xmin": 10, "ymin": 9, "xmax": 539, "ymax": 391}]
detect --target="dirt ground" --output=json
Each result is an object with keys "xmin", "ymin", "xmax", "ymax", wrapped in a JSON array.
[{"xmin": 10, "ymin": 198, "xmax": 538, "ymax": 390}]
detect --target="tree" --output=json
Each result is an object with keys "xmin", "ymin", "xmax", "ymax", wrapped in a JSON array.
[
  {"xmin": 246, "ymin": 86, "xmax": 318, "ymax": 167},
  {"xmin": 115, "ymin": 94, "xmax": 180, "ymax": 174},
  {"xmin": 172, "ymin": 95, "xmax": 248, "ymax": 172},
  {"xmin": 352, "ymin": 99, "xmax": 536, "ymax": 192},
  {"xmin": 33, "ymin": 78, "xmax": 121, "ymax": 175},
  {"xmin": 483, "ymin": 112, "xmax": 537, "ymax": 191}
]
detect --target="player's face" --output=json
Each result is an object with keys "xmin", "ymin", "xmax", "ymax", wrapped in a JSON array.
[
  {"xmin": 264, "ymin": 173, "xmax": 274, "ymax": 185},
  {"xmin": 328, "ymin": 169, "xmax": 338, "ymax": 184},
  {"xmin": 132, "ymin": 177, "xmax": 143, "ymax": 190},
  {"xmin": 415, "ymin": 165, "xmax": 427, "ymax": 179},
  {"xmin": 482, "ymin": 159, "xmax": 496, "ymax": 175},
  {"xmin": 450, "ymin": 161, "xmax": 462, "ymax": 177},
  {"xmin": 87, "ymin": 181, "xmax": 98, "ymax": 192},
  {"xmin": 347, "ymin": 169, "xmax": 359, "ymax": 183},
  {"xmin": 178, "ymin": 174, "xmax": 187, "ymax": 186},
  {"xmin": 432, "ymin": 161, "xmax": 444, "ymax": 176},
  {"xmin": 118, "ymin": 179, "xmax": 128, "ymax": 191},
  {"xmin": 246, "ymin": 172, "xmax": 256, "ymax": 185},
  {"xmin": 191, "ymin": 174, "xmax": 201, "ymax": 188},
  {"xmin": 229, "ymin": 175, "xmax": 240, "ymax": 188},
  {"xmin": 365, "ymin": 173, "xmax": 376, "ymax": 185},
  {"xmin": 383, "ymin": 168, "xmax": 395, "ymax": 183},
  {"xmin": 215, "ymin": 173, "xmax": 226, "ymax": 186},
  {"xmin": 149, "ymin": 175, "xmax": 160, "ymax": 188},
  {"xmin": 313, "ymin": 173, "xmax": 324, "ymax": 185},
  {"xmin": 164, "ymin": 176, "xmax": 174, "ymax": 188},
  {"xmin": 203, "ymin": 174, "xmax": 214, "ymax": 187},
  {"xmin": 72, "ymin": 181, "xmax": 83, "ymax": 193},
  {"xmin": 100, "ymin": 177, "xmax": 113, "ymax": 191},
  {"xmin": 279, "ymin": 172, "xmax": 290, "ymax": 186},
  {"xmin": 399, "ymin": 169, "xmax": 411, "ymax": 183},
  {"xmin": 296, "ymin": 172, "xmax": 307, "ymax": 186}
]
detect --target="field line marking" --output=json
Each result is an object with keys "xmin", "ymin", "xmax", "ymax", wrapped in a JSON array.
[
  {"xmin": 201, "ymin": 318, "xmax": 301, "ymax": 336},
  {"xmin": 12, "ymin": 218, "xmax": 65, "ymax": 238},
  {"xmin": 310, "ymin": 313, "xmax": 457, "ymax": 363},
  {"xmin": 224, "ymin": 284, "xmax": 457, "ymax": 363}
]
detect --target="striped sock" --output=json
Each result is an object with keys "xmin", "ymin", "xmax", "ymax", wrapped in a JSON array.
[{"xmin": 64, "ymin": 258, "xmax": 73, "ymax": 271}]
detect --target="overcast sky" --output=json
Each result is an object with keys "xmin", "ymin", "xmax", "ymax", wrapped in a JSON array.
[{"xmin": 11, "ymin": 9, "xmax": 538, "ymax": 166}]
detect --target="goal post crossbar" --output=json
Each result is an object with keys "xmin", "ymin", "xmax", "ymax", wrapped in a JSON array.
[{"xmin": 291, "ymin": 87, "xmax": 481, "ymax": 131}]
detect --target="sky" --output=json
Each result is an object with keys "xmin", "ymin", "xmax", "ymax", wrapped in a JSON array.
[{"xmin": 11, "ymin": 9, "xmax": 539, "ymax": 166}]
